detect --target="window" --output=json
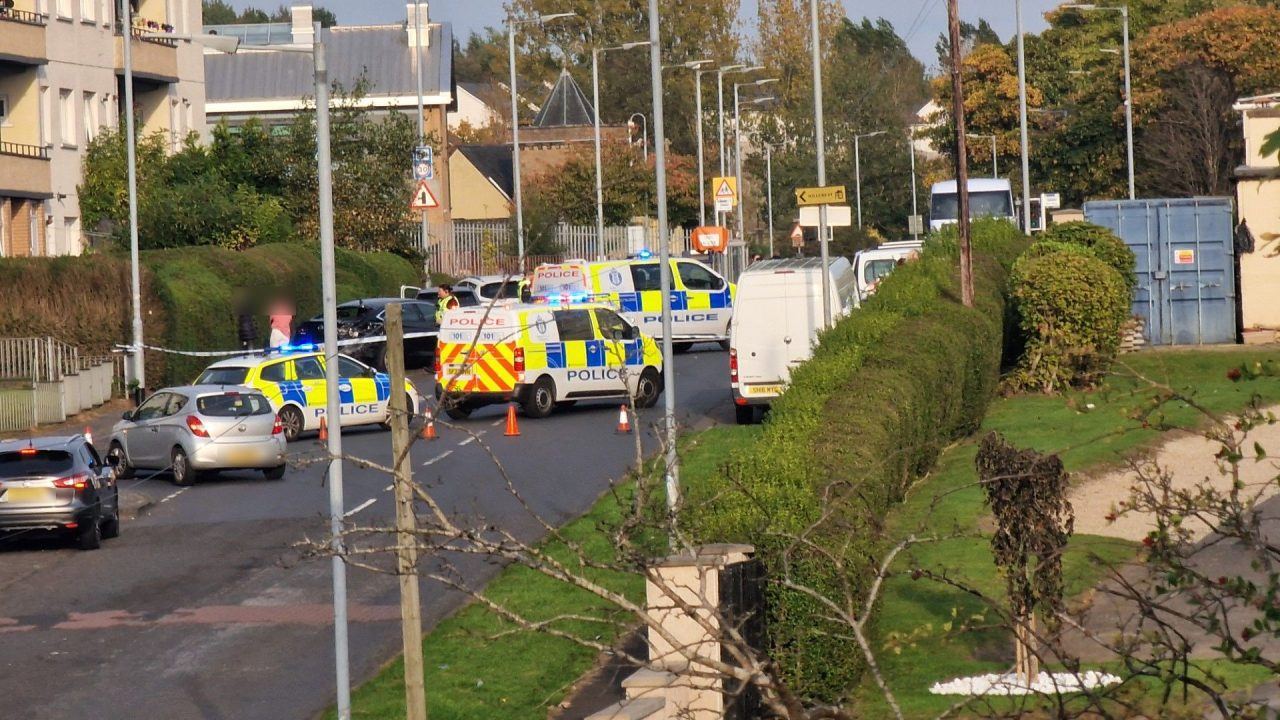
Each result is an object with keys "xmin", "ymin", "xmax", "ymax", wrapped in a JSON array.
[
  {"xmin": 630, "ymin": 263, "xmax": 662, "ymax": 292},
  {"xmin": 197, "ymin": 393, "xmax": 273, "ymax": 417},
  {"xmin": 196, "ymin": 366, "xmax": 249, "ymax": 385},
  {"xmin": 80, "ymin": 443, "xmax": 102, "ymax": 467},
  {"xmin": 930, "ymin": 190, "xmax": 1014, "ymax": 222},
  {"xmin": 39, "ymin": 87, "xmax": 50, "ymax": 146},
  {"xmin": 294, "ymin": 356, "xmax": 325, "ymax": 380},
  {"xmin": 58, "ymin": 89, "xmax": 75, "ymax": 147},
  {"xmin": 135, "ymin": 393, "xmax": 171, "ymax": 421},
  {"xmin": 56, "ymin": 0, "xmax": 71, "ymax": 19},
  {"xmin": 80, "ymin": 0, "xmax": 94, "ymax": 21},
  {"xmin": 259, "ymin": 362, "xmax": 288, "ymax": 383},
  {"xmin": 0, "ymin": 95, "xmax": 8, "ymax": 126},
  {"xmin": 677, "ymin": 261, "xmax": 723, "ymax": 291},
  {"xmin": 555, "ymin": 310, "xmax": 595, "ymax": 342},
  {"xmin": 28, "ymin": 203, "xmax": 38, "ymax": 255},
  {"xmin": 82, "ymin": 91, "xmax": 97, "ymax": 143},
  {"xmin": 863, "ymin": 259, "xmax": 898, "ymax": 286},
  {"xmin": 163, "ymin": 394, "xmax": 188, "ymax": 416},
  {"xmin": 0, "ymin": 450, "xmax": 75, "ymax": 478},
  {"xmin": 595, "ymin": 309, "xmax": 630, "ymax": 340},
  {"xmin": 337, "ymin": 355, "xmax": 373, "ymax": 378}
]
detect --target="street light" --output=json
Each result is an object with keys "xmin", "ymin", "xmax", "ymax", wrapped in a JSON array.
[
  {"xmin": 592, "ymin": 40, "xmax": 651, "ymax": 260},
  {"xmin": 1063, "ymin": 3, "xmax": 1134, "ymax": 199},
  {"xmin": 807, "ymin": 0, "xmax": 832, "ymax": 326},
  {"xmin": 907, "ymin": 127, "xmax": 919, "ymax": 240},
  {"xmin": 853, "ymin": 130, "xmax": 886, "ymax": 228},
  {"xmin": 764, "ymin": 140, "xmax": 775, "ymax": 256},
  {"xmin": 1015, "ymin": 0, "xmax": 1032, "ymax": 233},
  {"xmin": 628, "ymin": 113, "xmax": 648, "ymax": 162},
  {"xmin": 966, "ymin": 132, "xmax": 997, "ymax": 178},
  {"xmin": 664, "ymin": 59, "xmax": 713, "ymax": 226},
  {"xmin": 507, "ymin": 12, "xmax": 576, "ymax": 264},
  {"xmin": 733, "ymin": 80, "xmax": 776, "ymax": 271}
]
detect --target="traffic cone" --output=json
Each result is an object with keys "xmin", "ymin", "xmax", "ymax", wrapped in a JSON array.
[
  {"xmin": 504, "ymin": 404, "xmax": 520, "ymax": 437},
  {"xmin": 615, "ymin": 405, "xmax": 631, "ymax": 434},
  {"xmin": 318, "ymin": 416, "xmax": 328, "ymax": 442},
  {"xmin": 422, "ymin": 408, "xmax": 438, "ymax": 441},
  {"xmin": 84, "ymin": 426, "xmax": 94, "ymax": 446}
]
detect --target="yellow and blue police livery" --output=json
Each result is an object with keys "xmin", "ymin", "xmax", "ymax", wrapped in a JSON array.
[
  {"xmin": 195, "ymin": 346, "xmax": 420, "ymax": 441},
  {"xmin": 530, "ymin": 254, "xmax": 736, "ymax": 350}
]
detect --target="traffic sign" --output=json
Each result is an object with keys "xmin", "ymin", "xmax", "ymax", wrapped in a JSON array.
[
  {"xmin": 712, "ymin": 176, "xmax": 738, "ymax": 207},
  {"xmin": 691, "ymin": 226, "xmax": 729, "ymax": 253},
  {"xmin": 714, "ymin": 196, "xmax": 733, "ymax": 213},
  {"xmin": 789, "ymin": 223, "xmax": 805, "ymax": 248},
  {"xmin": 413, "ymin": 145, "xmax": 434, "ymax": 180},
  {"xmin": 795, "ymin": 185, "xmax": 846, "ymax": 206},
  {"xmin": 798, "ymin": 205, "xmax": 852, "ymax": 227},
  {"xmin": 409, "ymin": 180, "xmax": 439, "ymax": 210},
  {"xmin": 1041, "ymin": 192, "xmax": 1062, "ymax": 210},
  {"xmin": 908, "ymin": 214, "xmax": 924, "ymax": 235}
]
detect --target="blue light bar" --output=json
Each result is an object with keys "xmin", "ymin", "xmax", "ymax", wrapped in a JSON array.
[
  {"xmin": 274, "ymin": 342, "xmax": 318, "ymax": 354},
  {"xmin": 636, "ymin": 248, "xmax": 653, "ymax": 259}
]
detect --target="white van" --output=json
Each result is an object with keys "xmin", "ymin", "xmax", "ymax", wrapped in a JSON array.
[
  {"xmin": 929, "ymin": 178, "xmax": 1017, "ymax": 231},
  {"xmin": 729, "ymin": 257, "xmax": 856, "ymax": 424},
  {"xmin": 853, "ymin": 240, "xmax": 923, "ymax": 305}
]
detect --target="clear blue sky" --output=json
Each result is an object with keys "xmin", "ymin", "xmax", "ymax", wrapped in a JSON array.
[{"xmin": 225, "ymin": 0, "xmax": 1062, "ymax": 67}]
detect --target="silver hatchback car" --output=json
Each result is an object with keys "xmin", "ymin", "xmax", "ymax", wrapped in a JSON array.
[{"xmin": 108, "ymin": 386, "xmax": 288, "ymax": 486}]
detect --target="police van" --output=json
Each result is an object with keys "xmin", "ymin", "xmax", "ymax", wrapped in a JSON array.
[
  {"xmin": 195, "ymin": 348, "xmax": 421, "ymax": 441},
  {"xmin": 530, "ymin": 255, "xmax": 735, "ymax": 351},
  {"xmin": 435, "ymin": 300, "xmax": 663, "ymax": 420}
]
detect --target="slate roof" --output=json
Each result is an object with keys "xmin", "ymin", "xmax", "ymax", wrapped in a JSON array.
[
  {"xmin": 456, "ymin": 145, "xmax": 514, "ymax": 199},
  {"xmin": 206, "ymin": 24, "xmax": 453, "ymax": 102},
  {"xmin": 531, "ymin": 69, "xmax": 596, "ymax": 128}
]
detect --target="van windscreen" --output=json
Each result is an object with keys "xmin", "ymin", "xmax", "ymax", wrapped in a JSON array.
[{"xmin": 930, "ymin": 190, "xmax": 1014, "ymax": 221}]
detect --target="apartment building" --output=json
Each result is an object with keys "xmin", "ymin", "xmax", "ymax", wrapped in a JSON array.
[{"xmin": 0, "ymin": 0, "xmax": 205, "ymax": 257}]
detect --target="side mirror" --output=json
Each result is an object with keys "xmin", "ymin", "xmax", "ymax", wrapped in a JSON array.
[{"xmin": 121, "ymin": 410, "xmax": 135, "ymax": 422}]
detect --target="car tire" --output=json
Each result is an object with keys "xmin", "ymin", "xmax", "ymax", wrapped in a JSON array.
[
  {"xmin": 170, "ymin": 447, "xmax": 197, "ymax": 487},
  {"xmin": 77, "ymin": 512, "xmax": 102, "ymax": 550},
  {"xmin": 381, "ymin": 393, "xmax": 416, "ymax": 431},
  {"xmin": 444, "ymin": 403, "xmax": 473, "ymax": 421},
  {"xmin": 263, "ymin": 465, "xmax": 286, "ymax": 480},
  {"xmin": 673, "ymin": 342, "xmax": 693, "ymax": 354},
  {"xmin": 100, "ymin": 489, "xmax": 121, "ymax": 540},
  {"xmin": 372, "ymin": 345, "xmax": 388, "ymax": 372},
  {"xmin": 278, "ymin": 406, "xmax": 304, "ymax": 443},
  {"xmin": 522, "ymin": 376, "xmax": 556, "ymax": 419},
  {"xmin": 108, "ymin": 442, "xmax": 135, "ymax": 480},
  {"xmin": 635, "ymin": 368, "xmax": 661, "ymax": 409},
  {"xmin": 735, "ymin": 405, "xmax": 757, "ymax": 425}
]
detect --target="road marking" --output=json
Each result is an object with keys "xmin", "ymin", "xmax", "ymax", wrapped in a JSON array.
[
  {"xmin": 490, "ymin": 418, "xmax": 504, "ymax": 427},
  {"xmin": 344, "ymin": 498, "xmax": 376, "ymax": 517},
  {"xmin": 423, "ymin": 449, "xmax": 453, "ymax": 466},
  {"xmin": 458, "ymin": 436, "xmax": 477, "ymax": 446},
  {"xmin": 158, "ymin": 488, "xmax": 188, "ymax": 504}
]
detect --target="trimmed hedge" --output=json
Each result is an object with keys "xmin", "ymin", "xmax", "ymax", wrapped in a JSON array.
[
  {"xmin": 1038, "ymin": 221, "xmax": 1136, "ymax": 292},
  {"xmin": 683, "ymin": 219, "xmax": 1026, "ymax": 703}
]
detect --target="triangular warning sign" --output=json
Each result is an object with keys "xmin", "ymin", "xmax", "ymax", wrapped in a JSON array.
[
  {"xmin": 715, "ymin": 180, "xmax": 734, "ymax": 199},
  {"xmin": 410, "ymin": 180, "xmax": 439, "ymax": 210},
  {"xmin": 790, "ymin": 223, "xmax": 804, "ymax": 240}
]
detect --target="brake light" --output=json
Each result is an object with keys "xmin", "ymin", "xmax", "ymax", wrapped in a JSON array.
[
  {"xmin": 19, "ymin": 447, "xmax": 36, "ymax": 455},
  {"xmin": 514, "ymin": 346, "xmax": 525, "ymax": 374},
  {"xmin": 272, "ymin": 415, "xmax": 284, "ymax": 436},
  {"xmin": 53, "ymin": 473, "xmax": 89, "ymax": 490},
  {"xmin": 186, "ymin": 415, "xmax": 210, "ymax": 438},
  {"xmin": 434, "ymin": 354, "xmax": 442, "ymax": 377},
  {"xmin": 729, "ymin": 347, "xmax": 739, "ymax": 383}
]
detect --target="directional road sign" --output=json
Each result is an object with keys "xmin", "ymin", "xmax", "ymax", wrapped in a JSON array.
[
  {"xmin": 795, "ymin": 185, "xmax": 846, "ymax": 206},
  {"xmin": 798, "ymin": 205, "xmax": 852, "ymax": 227},
  {"xmin": 409, "ymin": 180, "xmax": 439, "ymax": 210},
  {"xmin": 1041, "ymin": 192, "xmax": 1062, "ymax": 210}
]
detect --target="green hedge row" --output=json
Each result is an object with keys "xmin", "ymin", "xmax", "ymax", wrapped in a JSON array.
[
  {"xmin": 683, "ymin": 219, "xmax": 1026, "ymax": 703},
  {"xmin": 0, "ymin": 245, "xmax": 420, "ymax": 386}
]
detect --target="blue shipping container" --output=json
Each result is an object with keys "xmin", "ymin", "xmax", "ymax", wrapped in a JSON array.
[{"xmin": 1083, "ymin": 198, "xmax": 1236, "ymax": 346}]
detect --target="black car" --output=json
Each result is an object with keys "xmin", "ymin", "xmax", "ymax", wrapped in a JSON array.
[
  {"xmin": 294, "ymin": 298, "xmax": 438, "ymax": 370},
  {"xmin": 0, "ymin": 435, "xmax": 121, "ymax": 550},
  {"xmin": 415, "ymin": 287, "xmax": 480, "ymax": 307}
]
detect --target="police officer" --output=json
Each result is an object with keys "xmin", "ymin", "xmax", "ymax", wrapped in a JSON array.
[{"xmin": 436, "ymin": 284, "xmax": 460, "ymax": 324}]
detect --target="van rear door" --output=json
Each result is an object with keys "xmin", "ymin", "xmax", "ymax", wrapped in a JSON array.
[{"xmin": 734, "ymin": 273, "xmax": 791, "ymax": 392}]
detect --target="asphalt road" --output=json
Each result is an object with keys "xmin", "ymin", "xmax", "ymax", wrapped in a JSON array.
[{"xmin": 0, "ymin": 347, "xmax": 732, "ymax": 720}]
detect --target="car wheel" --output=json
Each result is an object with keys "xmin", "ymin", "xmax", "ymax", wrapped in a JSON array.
[
  {"xmin": 372, "ymin": 345, "xmax": 388, "ymax": 372},
  {"xmin": 522, "ymin": 376, "xmax": 556, "ymax": 419},
  {"xmin": 171, "ymin": 447, "xmax": 197, "ymax": 487},
  {"xmin": 735, "ymin": 405, "xmax": 757, "ymax": 425},
  {"xmin": 278, "ymin": 406, "xmax": 304, "ymax": 442},
  {"xmin": 673, "ymin": 342, "xmax": 693, "ymax": 354},
  {"xmin": 381, "ymin": 393, "xmax": 417, "ymax": 431},
  {"xmin": 100, "ymin": 489, "xmax": 121, "ymax": 539},
  {"xmin": 444, "ymin": 403, "xmax": 473, "ymax": 421},
  {"xmin": 77, "ymin": 512, "xmax": 102, "ymax": 550},
  {"xmin": 635, "ymin": 368, "xmax": 662, "ymax": 409},
  {"xmin": 263, "ymin": 465, "xmax": 286, "ymax": 480},
  {"xmin": 108, "ymin": 442, "xmax": 135, "ymax": 480}
]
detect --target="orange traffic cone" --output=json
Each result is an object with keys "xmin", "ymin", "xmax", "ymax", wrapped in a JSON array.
[
  {"xmin": 422, "ymin": 408, "xmax": 438, "ymax": 441},
  {"xmin": 504, "ymin": 404, "xmax": 521, "ymax": 437},
  {"xmin": 318, "ymin": 416, "xmax": 328, "ymax": 442},
  {"xmin": 84, "ymin": 426, "xmax": 94, "ymax": 446},
  {"xmin": 616, "ymin": 405, "xmax": 631, "ymax": 434}
]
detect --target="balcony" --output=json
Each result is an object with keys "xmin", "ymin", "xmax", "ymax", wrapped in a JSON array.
[
  {"xmin": 114, "ymin": 19, "xmax": 177, "ymax": 83},
  {"xmin": 0, "ymin": 142, "xmax": 52, "ymax": 198},
  {"xmin": 0, "ymin": 7, "xmax": 48, "ymax": 66}
]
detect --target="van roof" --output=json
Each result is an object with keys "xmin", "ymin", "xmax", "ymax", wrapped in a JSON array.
[
  {"xmin": 742, "ymin": 257, "xmax": 851, "ymax": 274},
  {"xmin": 930, "ymin": 178, "xmax": 1012, "ymax": 193}
]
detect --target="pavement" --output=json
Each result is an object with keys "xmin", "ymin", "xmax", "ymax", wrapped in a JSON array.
[{"xmin": 0, "ymin": 346, "xmax": 732, "ymax": 720}]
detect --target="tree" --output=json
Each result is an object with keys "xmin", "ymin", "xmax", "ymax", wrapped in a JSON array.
[
  {"xmin": 934, "ymin": 18, "xmax": 1001, "ymax": 69},
  {"xmin": 1137, "ymin": 62, "xmax": 1238, "ymax": 197},
  {"xmin": 201, "ymin": 0, "xmax": 236, "ymax": 25},
  {"xmin": 201, "ymin": 1, "xmax": 337, "ymax": 26}
]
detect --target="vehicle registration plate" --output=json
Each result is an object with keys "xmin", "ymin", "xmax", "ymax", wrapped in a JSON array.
[
  {"xmin": 744, "ymin": 384, "xmax": 784, "ymax": 396},
  {"xmin": 2, "ymin": 487, "xmax": 53, "ymax": 504},
  {"xmin": 225, "ymin": 447, "xmax": 258, "ymax": 464}
]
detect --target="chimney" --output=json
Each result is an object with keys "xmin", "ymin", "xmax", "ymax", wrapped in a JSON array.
[
  {"xmin": 291, "ymin": 5, "xmax": 314, "ymax": 46},
  {"xmin": 406, "ymin": 2, "xmax": 429, "ymax": 48}
]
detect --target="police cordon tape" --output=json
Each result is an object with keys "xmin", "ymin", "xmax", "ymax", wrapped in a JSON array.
[{"xmin": 113, "ymin": 332, "xmax": 440, "ymax": 358}]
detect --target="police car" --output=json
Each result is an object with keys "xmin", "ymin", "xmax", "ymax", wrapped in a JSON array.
[
  {"xmin": 435, "ymin": 299, "xmax": 663, "ymax": 420},
  {"xmin": 195, "ymin": 347, "xmax": 421, "ymax": 441},
  {"xmin": 530, "ymin": 254, "xmax": 735, "ymax": 351}
]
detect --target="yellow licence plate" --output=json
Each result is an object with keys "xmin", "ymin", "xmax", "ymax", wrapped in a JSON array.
[
  {"xmin": 225, "ymin": 447, "xmax": 259, "ymax": 464},
  {"xmin": 744, "ymin": 384, "xmax": 784, "ymax": 396},
  {"xmin": 2, "ymin": 487, "xmax": 53, "ymax": 503}
]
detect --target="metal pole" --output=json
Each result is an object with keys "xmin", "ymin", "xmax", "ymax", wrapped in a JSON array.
[
  {"xmin": 645, "ymin": 0, "xmax": 678, "ymax": 527},
  {"xmin": 122, "ymin": 0, "xmax": 144, "ymax": 397},
  {"xmin": 991, "ymin": 135, "xmax": 997, "ymax": 178},
  {"xmin": 765, "ymin": 143, "xmax": 774, "ymax": 256},
  {"xmin": 507, "ymin": 21, "xmax": 526, "ymax": 262},
  {"xmin": 1121, "ymin": 6, "xmax": 1135, "ymax": 200},
  {"xmin": 642, "ymin": 118, "xmax": 648, "ymax": 163},
  {"xmin": 909, "ymin": 130, "xmax": 919, "ymax": 241},
  {"xmin": 809, "ymin": 0, "xmax": 830, "ymax": 327},
  {"xmin": 733, "ymin": 85, "xmax": 744, "ymax": 254},
  {"xmin": 717, "ymin": 71, "xmax": 727, "ymax": 177},
  {"xmin": 696, "ymin": 70, "xmax": 706, "ymax": 227},
  {"xmin": 592, "ymin": 48, "xmax": 605, "ymax": 260},
  {"xmin": 854, "ymin": 134, "xmax": 863, "ymax": 228},
  {"xmin": 413, "ymin": 0, "xmax": 428, "ymax": 261},
  {"xmin": 1016, "ymin": 0, "xmax": 1031, "ymax": 233},
  {"xmin": 314, "ymin": 30, "xmax": 352, "ymax": 720}
]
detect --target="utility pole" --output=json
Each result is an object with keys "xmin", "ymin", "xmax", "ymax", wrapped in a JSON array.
[
  {"xmin": 909, "ymin": 129, "xmax": 919, "ymax": 241},
  {"xmin": 385, "ymin": 305, "xmax": 426, "ymax": 720},
  {"xmin": 122, "ymin": 0, "xmax": 144, "ymax": 401},
  {"xmin": 765, "ymin": 142, "xmax": 774, "ymax": 257},
  {"xmin": 947, "ymin": 0, "xmax": 974, "ymax": 308},
  {"xmin": 1015, "ymin": 0, "xmax": 1032, "ymax": 233},
  {"xmin": 412, "ymin": 0, "xmax": 428, "ymax": 264}
]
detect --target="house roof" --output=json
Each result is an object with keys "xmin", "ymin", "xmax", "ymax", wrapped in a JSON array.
[
  {"xmin": 455, "ymin": 144, "xmax": 514, "ymax": 200},
  {"xmin": 531, "ymin": 69, "xmax": 595, "ymax": 128},
  {"xmin": 205, "ymin": 24, "xmax": 453, "ymax": 103}
]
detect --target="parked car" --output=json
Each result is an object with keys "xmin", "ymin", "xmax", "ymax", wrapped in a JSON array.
[
  {"xmin": 108, "ymin": 386, "xmax": 287, "ymax": 486},
  {"xmin": 455, "ymin": 274, "xmax": 528, "ymax": 302},
  {"xmin": 407, "ymin": 285, "xmax": 482, "ymax": 308},
  {"xmin": 0, "ymin": 434, "xmax": 120, "ymax": 550},
  {"xmin": 853, "ymin": 240, "xmax": 923, "ymax": 304},
  {"xmin": 294, "ymin": 298, "xmax": 439, "ymax": 370}
]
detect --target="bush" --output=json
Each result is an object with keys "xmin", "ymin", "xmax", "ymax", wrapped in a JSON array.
[
  {"xmin": 683, "ymin": 223, "xmax": 1026, "ymax": 702},
  {"xmin": 1007, "ymin": 251, "xmax": 1129, "ymax": 393},
  {"xmin": 1039, "ymin": 221, "xmax": 1137, "ymax": 292}
]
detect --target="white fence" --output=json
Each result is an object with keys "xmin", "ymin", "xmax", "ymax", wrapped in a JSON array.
[
  {"xmin": 423, "ymin": 221, "xmax": 692, "ymax": 277},
  {"xmin": 0, "ymin": 337, "xmax": 118, "ymax": 431}
]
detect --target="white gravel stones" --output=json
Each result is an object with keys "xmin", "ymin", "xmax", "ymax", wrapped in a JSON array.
[{"xmin": 929, "ymin": 671, "xmax": 1121, "ymax": 696}]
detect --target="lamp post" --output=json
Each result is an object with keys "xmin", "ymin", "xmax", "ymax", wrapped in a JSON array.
[
  {"xmin": 628, "ymin": 112, "xmax": 648, "ymax": 162},
  {"xmin": 853, "ymin": 130, "xmax": 886, "ymax": 228},
  {"xmin": 733, "ymin": 80, "xmax": 776, "ymax": 269},
  {"xmin": 908, "ymin": 128, "xmax": 919, "ymax": 240},
  {"xmin": 1015, "ymin": 0, "xmax": 1032, "ymax": 233},
  {"xmin": 592, "ymin": 40, "xmax": 651, "ymax": 260},
  {"xmin": 1064, "ymin": 3, "xmax": 1134, "ymax": 199},
  {"xmin": 507, "ymin": 12, "xmax": 576, "ymax": 265},
  {"xmin": 412, "ymin": 0, "xmax": 428, "ymax": 263},
  {"xmin": 966, "ymin": 133, "xmax": 997, "ymax": 178},
  {"xmin": 121, "ymin": 1, "xmax": 144, "ymax": 402},
  {"xmin": 808, "ymin": 0, "xmax": 831, "ymax": 326},
  {"xmin": 765, "ymin": 141, "xmax": 774, "ymax": 256},
  {"xmin": 664, "ymin": 60, "xmax": 713, "ymax": 226}
]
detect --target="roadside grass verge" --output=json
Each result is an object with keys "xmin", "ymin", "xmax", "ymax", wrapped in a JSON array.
[{"xmin": 337, "ymin": 425, "xmax": 760, "ymax": 719}]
